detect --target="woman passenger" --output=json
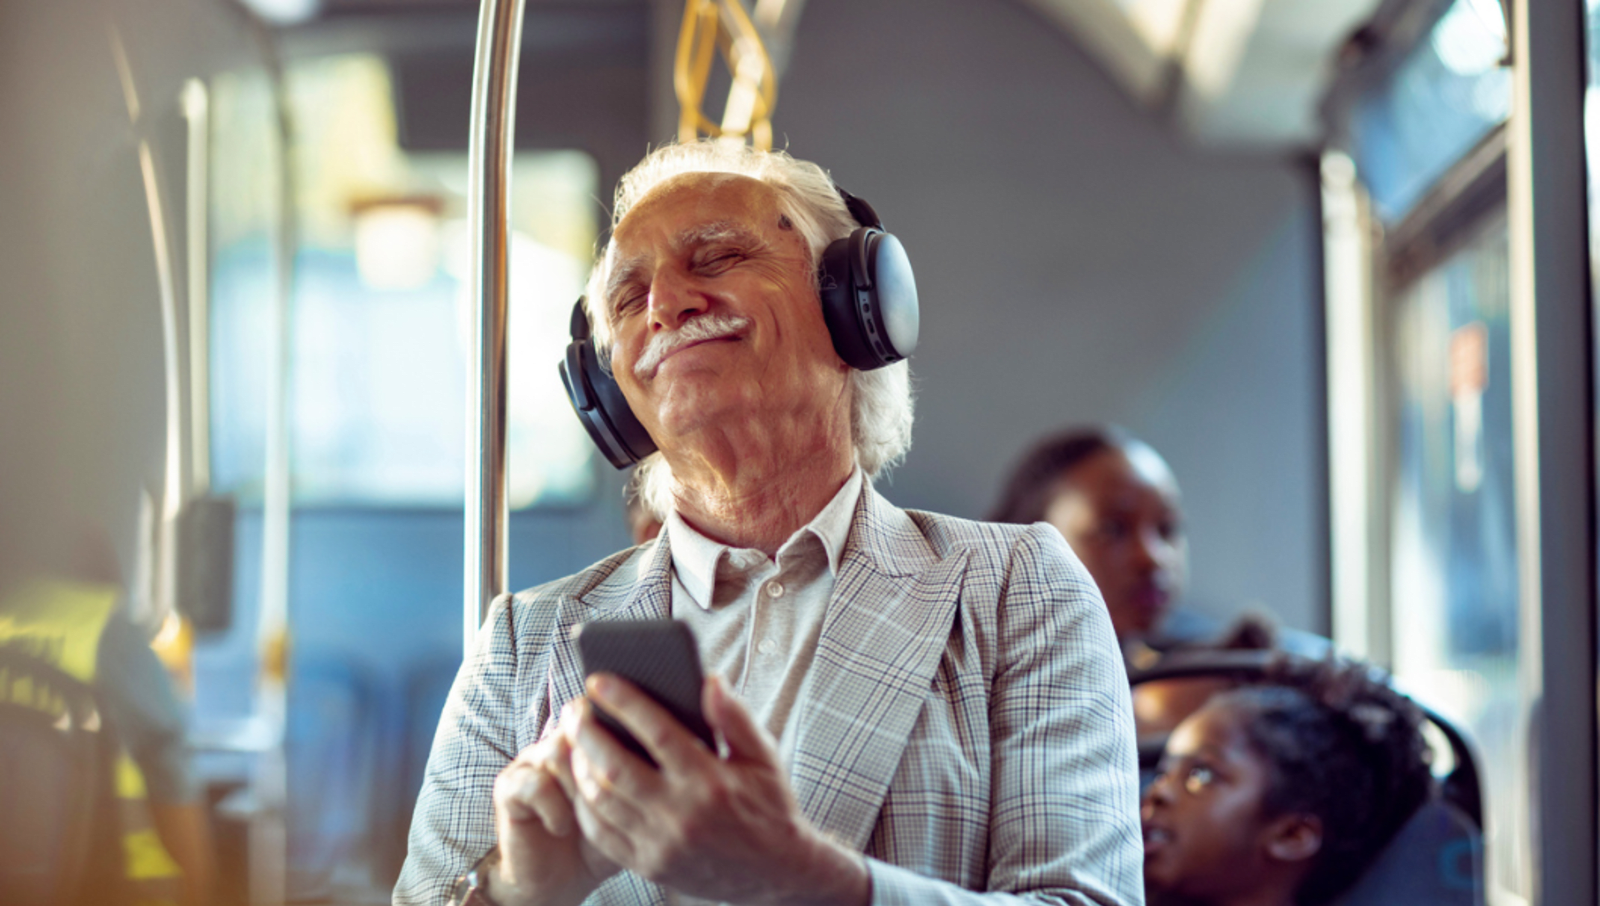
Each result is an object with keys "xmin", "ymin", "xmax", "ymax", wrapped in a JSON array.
[
  {"xmin": 989, "ymin": 427, "xmax": 1206, "ymax": 666},
  {"xmin": 1141, "ymin": 657, "xmax": 1432, "ymax": 906}
]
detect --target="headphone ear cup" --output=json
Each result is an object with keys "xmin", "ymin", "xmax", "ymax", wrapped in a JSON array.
[
  {"xmin": 818, "ymin": 232, "xmax": 872, "ymax": 370},
  {"xmin": 558, "ymin": 336, "xmax": 658, "ymax": 469},
  {"xmin": 867, "ymin": 231, "xmax": 919, "ymax": 361},
  {"xmin": 818, "ymin": 226, "xmax": 919, "ymax": 370}
]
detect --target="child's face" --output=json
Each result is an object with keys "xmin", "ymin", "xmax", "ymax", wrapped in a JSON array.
[{"xmin": 1141, "ymin": 699, "xmax": 1279, "ymax": 902}]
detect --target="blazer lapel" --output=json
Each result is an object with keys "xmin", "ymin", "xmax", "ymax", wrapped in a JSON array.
[
  {"xmin": 787, "ymin": 488, "xmax": 970, "ymax": 851},
  {"xmin": 538, "ymin": 539, "xmax": 676, "ymax": 906},
  {"xmin": 546, "ymin": 536, "xmax": 676, "ymax": 726}
]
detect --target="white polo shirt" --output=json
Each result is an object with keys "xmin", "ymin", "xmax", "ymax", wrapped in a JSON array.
[{"xmin": 658, "ymin": 467, "xmax": 863, "ymax": 764}]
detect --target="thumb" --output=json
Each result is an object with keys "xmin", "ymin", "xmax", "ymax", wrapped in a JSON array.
[{"xmin": 704, "ymin": 675, "xmax": 777, "ymax": 764}]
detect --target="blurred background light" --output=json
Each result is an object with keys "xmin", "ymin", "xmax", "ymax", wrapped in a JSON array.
[
  {"xmin": 238, "ymin": 0, "xmax": 321, "ymax": 26},
  {"xmin": 1431, "ymin": 0, "xmax": 1508, "ymax": 77},
  {"xmin": 352, "ymin": 198, "xmax": 443, "ymax": 292}
]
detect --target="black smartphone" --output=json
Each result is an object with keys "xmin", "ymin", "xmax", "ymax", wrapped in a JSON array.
[{"xmin": 573, "ymin": 619, "xmax": 715, "ymax": 767}]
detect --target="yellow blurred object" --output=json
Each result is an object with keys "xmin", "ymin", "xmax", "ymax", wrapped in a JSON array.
[
  {"xmin": 261, "ymin": 627, "xmax": 291, "ymax": 683},
  {"xmin": 149, "ymin": 611, "xmax": 194, "ymax": 691},
  {"xmin": 1, "ymin": 580, "xmax": 184, "ymax": 902},
  {"xmin": 675, "ymin": 0, "xmax": 778, "ymax": 148}
]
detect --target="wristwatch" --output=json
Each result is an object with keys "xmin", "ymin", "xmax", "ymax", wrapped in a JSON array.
[{"xmin": 450, "ymin": 847, "xmax": 503, "ymax": 906}]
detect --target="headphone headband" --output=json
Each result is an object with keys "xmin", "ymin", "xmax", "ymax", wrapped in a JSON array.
[{"xmin": 835, "ymin": 186, "xmax": 883, "ymax": 230}]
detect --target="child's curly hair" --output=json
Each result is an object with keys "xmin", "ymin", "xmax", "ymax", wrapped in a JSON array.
[{"xmin": 1217, "ymin": 656, "xmax": 1434, "ymax": 905}]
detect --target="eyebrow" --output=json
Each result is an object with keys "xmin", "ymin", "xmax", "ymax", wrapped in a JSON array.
[
  {"xmin": 1164, "ymin": 743, "xmax": 1227, "ymax": 765},
  {"xmin": 676, "ymin": 220, "xmax": 763, "ymax": 253}
]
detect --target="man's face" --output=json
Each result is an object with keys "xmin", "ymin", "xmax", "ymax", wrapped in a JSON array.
[{"xmin": 601, "ymin": 173, "xmax": 850, "ymax": 448}]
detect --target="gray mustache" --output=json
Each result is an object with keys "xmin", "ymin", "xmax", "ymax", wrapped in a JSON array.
[{"xmin": 632, "ymin": 314, "xmax": 752, "ymax": 378}]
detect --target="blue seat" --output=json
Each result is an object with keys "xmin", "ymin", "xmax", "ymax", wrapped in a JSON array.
[
  {"xmin": 286, "ymin": 655, "xmax": 379, "ymax": 901},
  {"xmin": 372, "ymin": 655, "xmax": 461, "ymax": 886},
  {"xmin": 1334, "ymin": 798, "xmax": 1483, "ymax": 905}
]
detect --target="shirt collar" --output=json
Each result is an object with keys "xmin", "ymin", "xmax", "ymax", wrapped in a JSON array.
[{"xmin": 665, "ymin": 466, "xmax": 864, "ymax": 611}]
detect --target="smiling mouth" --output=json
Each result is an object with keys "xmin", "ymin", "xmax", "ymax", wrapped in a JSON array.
[{"xmin": 652, "ymin": 334, "xmax": 740, "ymax": 375}]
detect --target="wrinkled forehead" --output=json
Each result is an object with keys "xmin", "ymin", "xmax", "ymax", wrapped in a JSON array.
[{"xmin": 610, "ymin": 171, "xmax": 782, "ymax": 252}]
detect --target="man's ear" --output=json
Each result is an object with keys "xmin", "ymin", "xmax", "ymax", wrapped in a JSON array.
[{"xmin": 1264, "ymin": 813, "xmax": 1323, "ymax": 864}]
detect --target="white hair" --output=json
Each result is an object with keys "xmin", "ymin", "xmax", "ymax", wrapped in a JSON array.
[{"xmin": 583, "ymin": 141, "xmax": 915, "ymax": 519}]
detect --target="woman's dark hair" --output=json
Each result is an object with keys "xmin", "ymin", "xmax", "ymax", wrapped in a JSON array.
[
  {"xmin": 987, "ymin": 426, "xmax": 1133, "ymax": 524},
  {"xmin": 1217, "ymin": 657, "xmax": 1433, "ymax": 905}
]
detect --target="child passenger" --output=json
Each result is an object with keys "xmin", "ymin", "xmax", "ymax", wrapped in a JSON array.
[{"xmin": 1141, "ymin": 657, "xmax": 1433, "ymax": 906}]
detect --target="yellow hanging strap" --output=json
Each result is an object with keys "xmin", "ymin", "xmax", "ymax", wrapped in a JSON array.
[{"xmin": 675, "ymin": 0, "xmax": 779, "ymax": 149}]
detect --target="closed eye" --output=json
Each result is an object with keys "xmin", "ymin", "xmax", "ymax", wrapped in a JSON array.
[
  {"xmin": 611, "ymin": 289, "xmax": 646, "ymax": 319},
  {"xmin": 694, "ymin": 249, "xmax": 745, "ymax": 274}
]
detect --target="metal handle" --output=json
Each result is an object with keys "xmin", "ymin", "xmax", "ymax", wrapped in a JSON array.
[{"xmin": 465, "ymin": 0, "xmax": 526, "ymax": 654}]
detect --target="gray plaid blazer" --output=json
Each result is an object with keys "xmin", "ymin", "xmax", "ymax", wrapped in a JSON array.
[{"xmin": 395, "ymin": 487, "xmax": 1144, "ymax": 906}]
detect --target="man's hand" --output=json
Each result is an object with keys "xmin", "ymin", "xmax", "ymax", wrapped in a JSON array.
[
  {"xmin": 560, "ymin": 674, "xmax": 871, "ymax": 906},
  {"xmin": 490, "ymin": 729, "xmax": 620, "ymax": 906}
]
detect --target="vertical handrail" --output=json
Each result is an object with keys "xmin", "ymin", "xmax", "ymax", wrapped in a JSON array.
[
  {"xmin": 182, "ymin": 78, "xmax": 212, "ymax": 498},
  {"xmin": 1507, "ymin": 0, "xmax": 1596, "ymax": 901},
  {"xmin": 465, "ymin": 0, "xmax": 526, "ymax": 655},
  {"xmin": 251, "ymin": 17, "xmax": 297, "ymax": 904}
]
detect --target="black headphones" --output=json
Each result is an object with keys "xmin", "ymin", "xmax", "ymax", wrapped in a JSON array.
[{"xmin": 559, "ymin": 186, "xmax": 919, "ymax": 469}]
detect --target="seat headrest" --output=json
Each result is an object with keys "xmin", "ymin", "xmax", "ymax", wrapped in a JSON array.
[{"xmin": 1332, "ymin": 798, "xmax": 1484, "ymax": 906}]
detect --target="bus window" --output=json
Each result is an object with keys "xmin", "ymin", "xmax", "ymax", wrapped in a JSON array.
[
  {"xmin": 1324, "ymin": 0, "xmax": 1524, "ymax": 897},
  {"xmin": 1346, "ymin": 0, "xmax": 1510, "ymax": 224},
  {"xmin": 210, "ymin": 54, "xmax": 600, "ymax": 510},
  {"xmin": 1387, "ymin": 210, "xmax": 1525, "ymax": 897}
]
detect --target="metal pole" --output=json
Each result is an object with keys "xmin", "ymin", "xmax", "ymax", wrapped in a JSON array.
[
  {"xmin": 465, "ymin": 0, "xmax": 525, "ymax": 655},
  {"xmin": 1507, "ymin": 0, "xmax": 1597, "ymax": 902},
  {"xmin": 250, "ymin": 21, "xmax": 297, "ymax": 904}
]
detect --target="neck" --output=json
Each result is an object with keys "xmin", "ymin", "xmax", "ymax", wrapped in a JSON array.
[{"xmin": 664, "ymin": 411, "xmax": 856, "ymax": 554}]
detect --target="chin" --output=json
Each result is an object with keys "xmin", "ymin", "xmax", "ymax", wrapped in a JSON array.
[
  {"xmin": 651, "ymin": 382, "xmax": 746, "ymax": 431},
  {"xmin": 1123, "ymin": 603, "xmax": 1170, "ymax": 637}
]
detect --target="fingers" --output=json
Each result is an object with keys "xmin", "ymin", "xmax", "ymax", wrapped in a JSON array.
[
  {"xmin": 704, "ymin": 674, "xmax": 779, "ymax": 766},
  {"xmin": 495, "ymin": 734, "xmax": 579, "ymax": 838},
  {"xmin": 570, "ymin": 786, "xmax": 640, "ymax": 870},
  {"xmin": 584, "ymin": 673, "xmax": 715, "ymax": 775}
]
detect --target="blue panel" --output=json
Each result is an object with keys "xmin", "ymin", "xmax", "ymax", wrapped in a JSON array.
[{"xmin": 192, "ymin": 499, "xmax": 630, "ymax": 888}]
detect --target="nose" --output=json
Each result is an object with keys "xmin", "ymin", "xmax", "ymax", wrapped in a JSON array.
[
  {"xmin": 1143, "ymin": 770, "xmax": 1175, "ymax": 811},
  {"xmin": 647, "ymin": 268, "xmax": 708, "ymax": 331},
  {"xmin": 1132, "ymin": 526, "xmax": 1164, "ymax": 573}
]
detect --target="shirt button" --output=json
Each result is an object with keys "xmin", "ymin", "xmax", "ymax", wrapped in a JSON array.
[
  {"xmin": 758, "ymin": 638, "xmax": 777, "ymax": 655},
  {"xmin": 765, "ymin": 581, "xmax": 785, "ymax": 598}
]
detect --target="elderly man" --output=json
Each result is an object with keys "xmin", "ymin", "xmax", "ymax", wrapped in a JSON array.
[{"xmin": 396, "ymin": 142, "xmax": 1143, "ymax": 906}]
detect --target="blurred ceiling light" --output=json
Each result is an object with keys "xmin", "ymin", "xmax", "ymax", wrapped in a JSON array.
[
  {"xmin": 1183, "ymin": 0, "xmax": 1266, "ymax": 101},
  {"xmin": 1120, "ymin": 0, "xmax": 1195, "ymax": 57},
  {"xmin": 238, "ymin": 0, "xmax": 321, "ymax": 26},
  {"xmin": 1431, "ymin": 0, "xmax": 1508, "ymax": 76},
  {"xmin": 352, "ymin": 197, "xmax": 443, "ymax": 291}
]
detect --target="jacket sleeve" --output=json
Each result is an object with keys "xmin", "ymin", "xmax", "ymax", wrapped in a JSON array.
[
  {"xmin": 393, "ymin": 592, "xmax": 559, "ymax": 906},
  {"xmin": 867, "ymin": 523, "xmax": 1145, "ymax": 906}
]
